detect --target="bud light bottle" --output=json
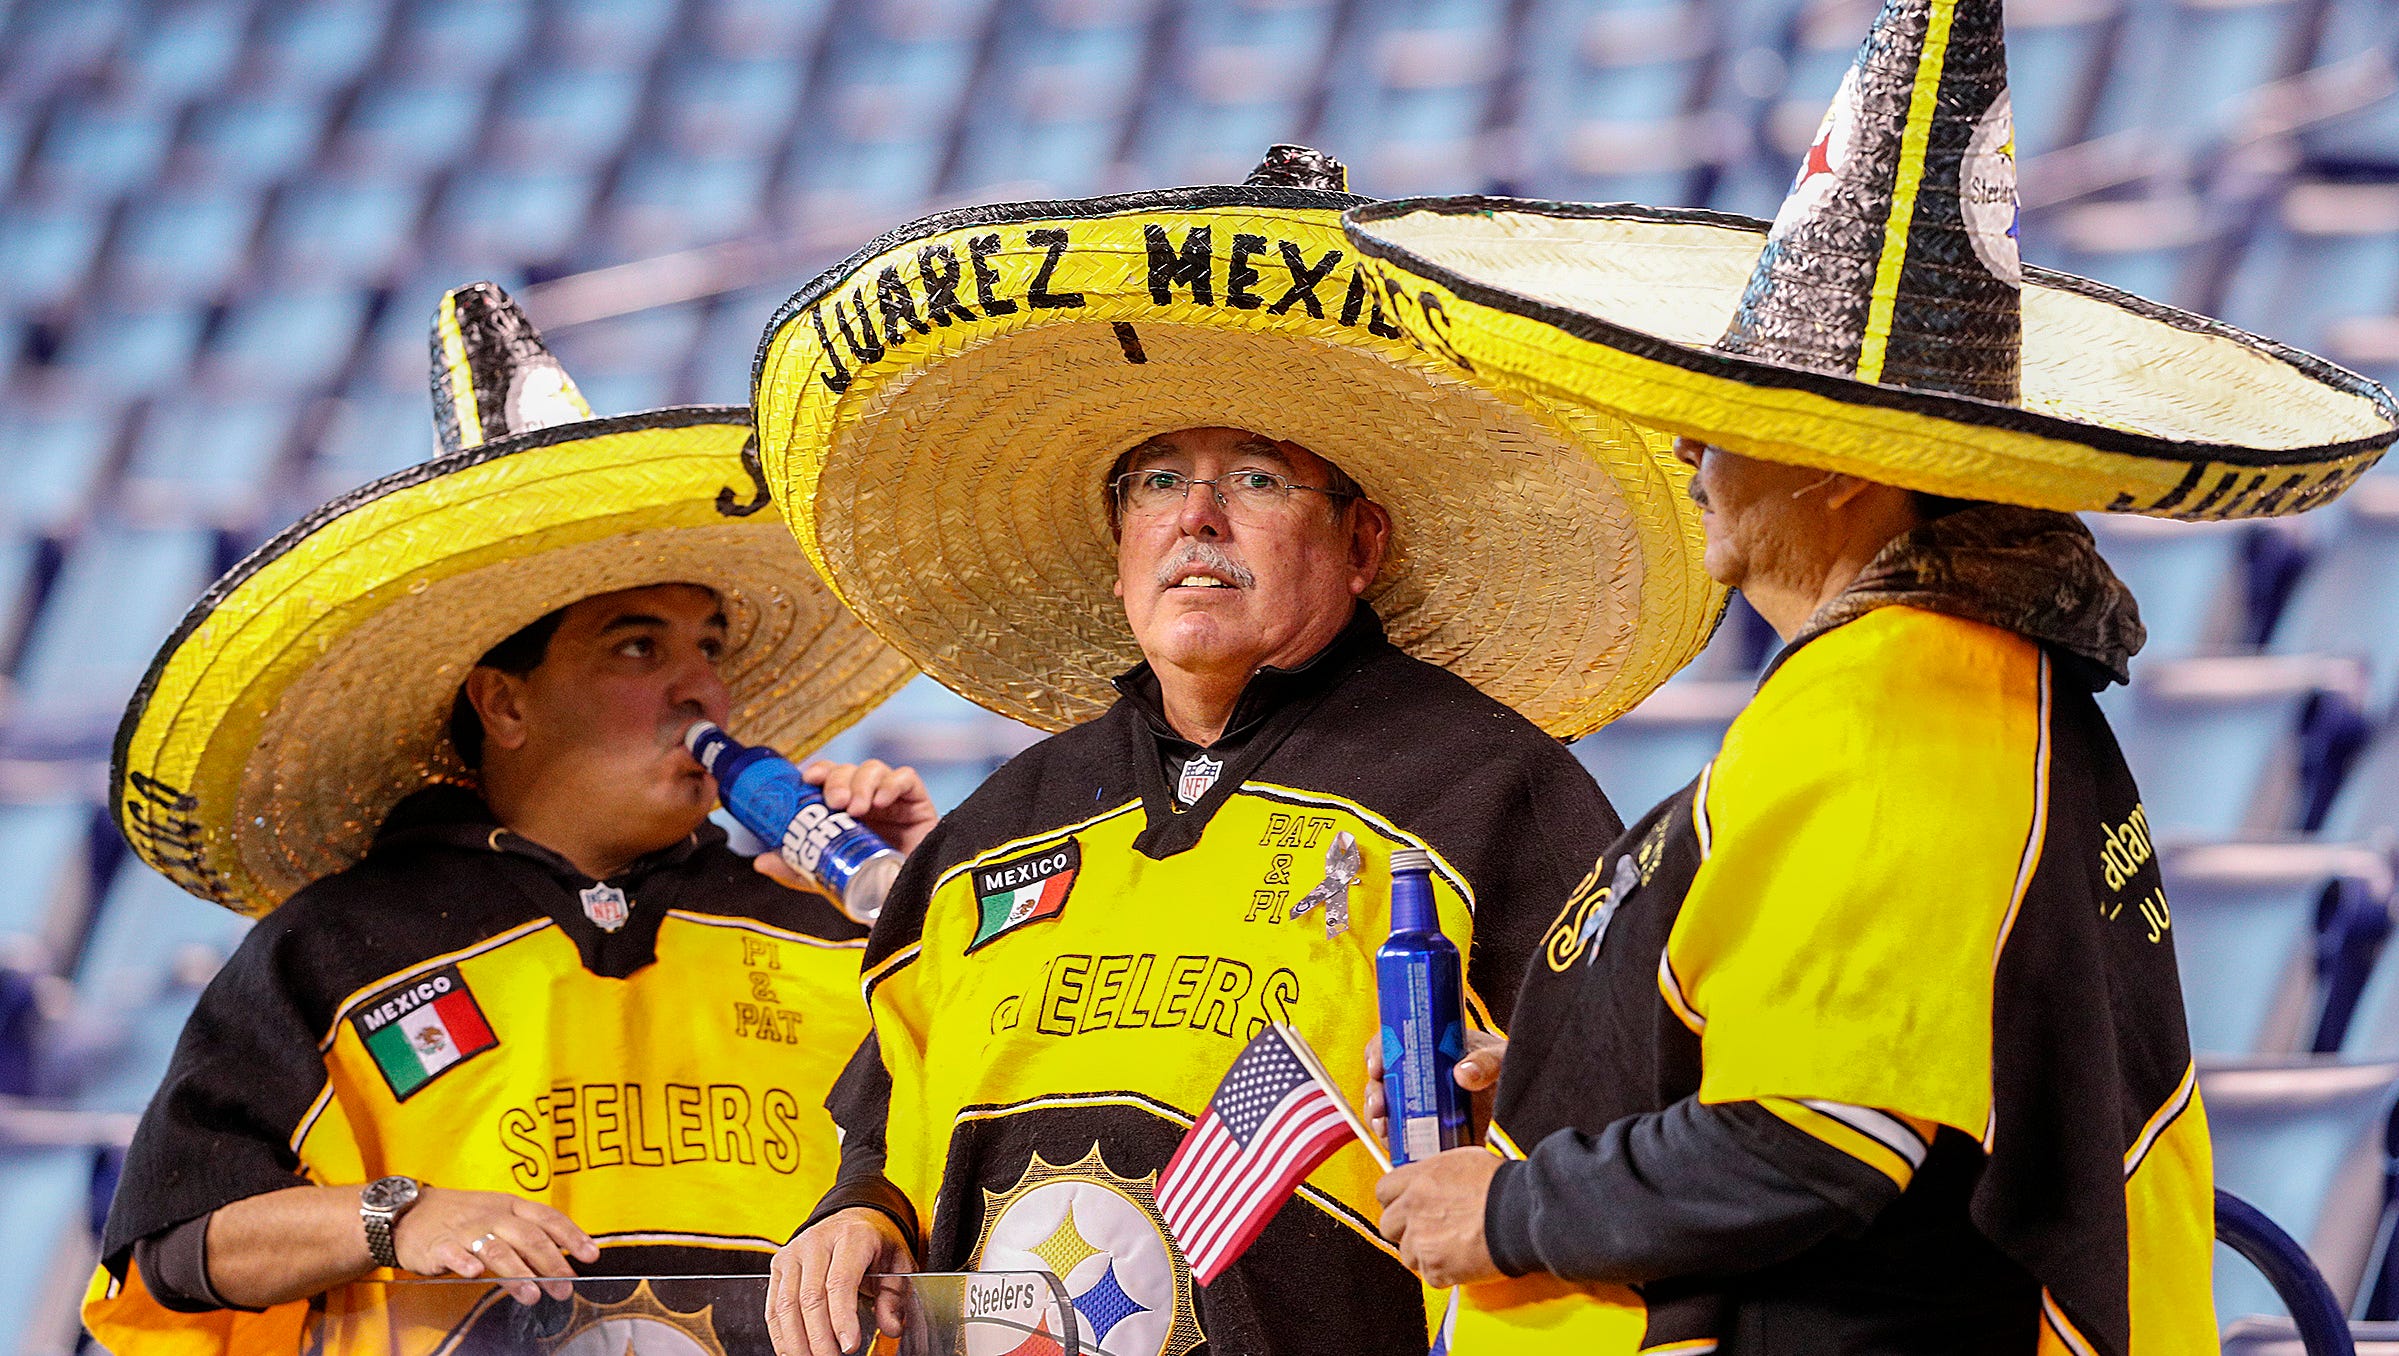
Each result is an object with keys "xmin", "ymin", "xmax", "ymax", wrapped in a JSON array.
[
  {"xmin": 1376, "ymin": 848, "xmax": 1469, "ymax": 1164},
  {"xmin": 684, "ymin": 721, "xmax": 903, "ymax": 926}
]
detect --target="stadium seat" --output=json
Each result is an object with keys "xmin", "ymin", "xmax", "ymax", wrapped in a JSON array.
[
  {"xmin": 178, "ymin": 94, "xmax": 332, "ymax": 189},
  {"xmin": 2045, "ymin": 195, "xmax": 2211, "ymax": 311},
  {"xmin": 4, "ymin": 525, "xmax": 219, "ymax": 755},
  {"xmin": 2084, "ymin": 513, "xmax": 2251, "ymax": 656},
  {"xmin": 2224, "ymin": 1318, "xmax": 2399, "ymax": 1354},
  {"xmin": 262, "ymin": 176, "xmax": 428, "ymax": 283},
  {"xmin": 66, "ymin": 867, "xmax": 251, "ymax": 1117},
  {"xmin": 330, "ymin": 78, "xmax": 492, "ymax": 175},
  {"xmin": 28, "ymin": 103, "xmax": 176, "ymax": 204},
  {"xmin": 2323, "ymin": 715, "xmax": 2399, "ymax": 845},
  {"xmin": 602, "ymin": 150, "xmax": 772, "ymax": 256},
  {"xmin": 102, "ymin": 190, "xmax": 261, "ymax": 303},
  {"xmin": 487, "ymin": 64, "xmax": 646, "ymax": 170},
  {"xmin": 1572, "ymin": 679, "xmax": 1749, "ymax": 818},
  {"xmin": 2001, "ymin": 0, "xmax": 2115, "ymax": 159},
  {"xmin": 431, "ymin": 167, "xmax": 597, "ymax": 266},
  {"xmin": 2103, "ymin": 654, "xmax": 2367, "ymax": 839},
  {"xmin": 391, "ymin": 0, "xmax": 538, "ymax": 84},
  {"xmin": 816, "ymin": 675, "xmax": 1045, "ymax": 816},
  {"xmin": 119, "ymin": 1, "xmax": 250, "ymax": 104},
  {"xmin": 0, "ymin": 1145, "xmax": 103, "ymax": 1356},
  {"xmin": 0, "ymin": 800, "xmax": 102, "ymax": 978},
  {"xmin": 2164, "ymin": 841, "xmax": 2393, "ymax": 1057},
  {"xmin": 549, "ymin": 0, "xmax": 683, "ymax": 67},
  {"xmin": 250, "ymin": 0, "xmax": 393, "ymax": 96},
  {"xmin": 203, "ymin": 287, "xmax": 372, "ymax": 390},
  {"xmin": 2270, "ymin": 478, "xmax": 2399, "ymax": 714},
  {"xmin": 0, "ymin": 531, "xmax": 42, "ymax": 690},
  {"xmin": 0, "ymin": 202, "xmax": 107, "ymax": 311},
  {"xmin": 305, "ymin": 390, "xmax": 429, "ymax": 501},
  {"xmin": 0, "ymin": 0, "xmax": 138, "ymax": 104},
  {"xmin": 1514, "ymin": 0, "xmax": 1716, "ymax": 204},
  {"xmin": 1, "ymin": 407, "xmax": 123, "ymax": 536},
  {"xmin": 121, "ymin": 396, "xmax": 298, "ymax": 531},
  {"xmin": 2203, "ymin": 1057, "xmax": 2399, "ymax": 1322},
  {"xmin": 2220, "ymin": 183, "xmax": 2399, "ymax": 359},
  {"xmin": 946, "ymin": 10, "xmax": 1153, "ymax": 199},
  {"xmin": 49, "ymin": 302, "xmax": 210, "ymax": 396},
  {"xmin": 697, "ymin": 0, "xmax": 837, "ymax": 57},
  {"xmin": 657, "ymin": 52, "xmax": 809, "ymax": 158},
  {"xmin": 1122, "ymin": 0, "xmax": 1339, "ymax": 187},
  {"xmin": 2079, "ymin": 0, "xmax": 2308, "ymax": 156}
]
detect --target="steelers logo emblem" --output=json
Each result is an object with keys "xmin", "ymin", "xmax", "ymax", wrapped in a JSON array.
[{"xmin": 973, "ymin": 1147, "xmax": 1204, "ymax": 1356}]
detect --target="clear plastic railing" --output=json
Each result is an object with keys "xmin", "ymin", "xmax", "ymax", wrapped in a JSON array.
[{"xmin": 311, "ymin": 1271, "xmax": 1077, "ymax": 1356}]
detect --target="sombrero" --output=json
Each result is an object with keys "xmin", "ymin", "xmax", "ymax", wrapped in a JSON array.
[
  {"xmin": 1341, "ymin": 0, "xmax": 2398, "ymax": 520},
  {"xmin": 752, "ymin": 147, "xmax": 1722, "ymax": 738},
  {"xmin": 114, "ymin": 283, "xmax": 915, "ymax": 916}
]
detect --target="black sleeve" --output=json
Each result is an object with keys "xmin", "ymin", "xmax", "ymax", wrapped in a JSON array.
[
  {"xmin": 801, "ymin": 1034, "xmax": 922, "ymax": 1255},
  {"xmin": 99, "ymin": 911, "xmax": 332, "ymax": 1270},
  {"xmin": 1483, "ymin": 1098, "xmax": 1901, "ymax": 1285},
  {"xmin": 130, "ymin": 1214, "xmax": 254, "ymax": 1314}
]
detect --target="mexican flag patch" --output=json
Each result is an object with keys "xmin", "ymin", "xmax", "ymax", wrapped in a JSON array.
[
  {"xmin": 350, "ymin": 964, "xmax": 498, "ymax": 1100},
  {"xmin": 967, "ymin": 839, "xmax": 1081, "ymax": 953}
]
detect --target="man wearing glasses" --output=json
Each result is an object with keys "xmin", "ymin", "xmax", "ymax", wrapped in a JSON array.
[{"xmin": 769, "ymin": 425, "xmax": 1628, "ymax": 1356}]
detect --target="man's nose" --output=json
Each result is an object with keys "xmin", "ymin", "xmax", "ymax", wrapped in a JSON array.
[
  {"xmin": 1671, "ymin": 436, "xmax": 1706, "ymax": 469},
  {"xmin": 667, "ymin": 649, "xmax": 731, "ymax": 715},
  {"xmin": 1175, "ymin": 478, "xmax": 1230, "ymax": 537}
]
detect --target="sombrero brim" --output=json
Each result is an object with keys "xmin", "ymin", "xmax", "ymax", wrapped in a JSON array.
[
  {"xmin": 113, "ymin": 408, "xmax": 915, "ymax": 916},
  {"xmin": 753, "ymin": 185, "xmax": 1723, "ymax": 738},
  {"xmin": 1343, "ymin": 197, "xmax": 2399, "ymax": 520}
]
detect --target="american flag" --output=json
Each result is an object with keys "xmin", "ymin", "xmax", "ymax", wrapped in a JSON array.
[{"xmin": 1155, "ymin": 1024, "xmax": 1379, "ymax": 1285}]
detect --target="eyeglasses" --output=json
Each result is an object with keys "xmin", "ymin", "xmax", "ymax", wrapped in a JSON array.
[{"xmin": 1111, "ymin": 469, "xmax": 1356, "ymax": 521}]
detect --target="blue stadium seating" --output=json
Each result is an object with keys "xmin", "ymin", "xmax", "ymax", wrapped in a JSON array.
[
  {"xmin": 0, "ymin": 203, "xmax": 108, "ymax": 311},
  {"xmin": 180, "ymin": 94, "xmax": 333, "ymax": 189},
  {"xmin": 2324, "ymin": 716, "xmax": 2399, "ymax": 844},
  {"xmin": 122, "ymin": 396, "xmax": 298, "ymax": 530},
  {"xmin": 3, "ymin": 409, "xmax": 122, "ymax": 536},
  {"xmin": 2086, "ymin": 514, "xmax": 2252, "ymax": 655},
  {"xmin": 0, "ymin": 1145, "xmax": 104, "ymax": 1356},
  {"xmin": 52, "ymin": 303, "xmax": 210, "ymax": 395},
  {"xmin": 308, "ymin": 390, "xmax": 429, "ymax": 502},
  {"xmin": 2204, "ymin": 1057, "xmax": 2399, "ymax": 1323},
  {"xmin": 1571, "ymin": 679, "xmax": 1748, "ymax": 818},
  {"xmin": 2167, "ymin": 843, "xmax": 2393, "ymax": 1056},
  {"xmin": 262, "ymin": 176, "xmax": 428, "ymax": 283},
  {"xmin": 0, "ymin": 799, "xmax": 100, "ymax": 978},
  {"xmin": 5, "ymin": 526, "xmax": 218, "ymax": 755},
  {"xmin": 2102, "ymin": 655, "xmax": 2367, "ymax": 839},
  {"xmin": 333, "ymin": 79, "xmax": 492, "ymax": 175},
  {"xmin": 249, "ymin": 0, "xmax": 392, "ymax": 96},
  {"xmin": 103, "ymin": 191, "xmax": 260, "ymax": 302},
  {"xmin": 67, "ymin": 866, "xmax": 251, "ymax": 1117},
  {"xmin": 2272, "ymin": 480, "xmax": 2399, "ymax": 714}
]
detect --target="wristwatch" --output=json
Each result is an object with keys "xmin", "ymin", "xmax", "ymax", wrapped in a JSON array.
[{"xmin": 359, "ymin": 1175, "xmax": 422, "ymax": 1269}]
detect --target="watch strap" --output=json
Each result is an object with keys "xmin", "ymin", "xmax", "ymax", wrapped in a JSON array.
[{"xmin": 364, "ymin": 1209, "xmax": 400, "ymax": 1269}]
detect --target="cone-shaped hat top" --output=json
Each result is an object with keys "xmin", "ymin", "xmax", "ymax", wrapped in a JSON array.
[
  {"xmin": 1718, "ymin": 0, "xmax": 2020, "ymax": 404},
  {"xmin": 429, "ymin": 281, "xmax": 594, "ymax": 456}
]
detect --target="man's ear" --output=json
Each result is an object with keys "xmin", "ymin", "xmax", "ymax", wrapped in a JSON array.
[
  {"xmin": 463, "ymin": 667, "xmax": 532, "ymax": 755},
  {"xmin": 1347, "ymin": 499, "xmax": 1393, "ymax": 594},
  {"xmin": 1821, "ymin": 473, "xmax": 1877, "ymax": 511}
]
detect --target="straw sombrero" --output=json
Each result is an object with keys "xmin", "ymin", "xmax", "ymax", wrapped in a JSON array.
[
  {"xmin": 1341, "ymin": 0, "xmax": 2397, "ymax": 520},
  {"xmin": 752, "ymin": 147, "xmax": 1722, "ymax": 738},
  {"xmin": 113, "ymin": 283, "xmax": 914, "ymax": 916}
]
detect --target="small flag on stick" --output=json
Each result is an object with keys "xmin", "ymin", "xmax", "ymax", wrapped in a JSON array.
[{"xmin": 1156, "ymin": 1024, "xmax": 1388, "ymax": 1285}]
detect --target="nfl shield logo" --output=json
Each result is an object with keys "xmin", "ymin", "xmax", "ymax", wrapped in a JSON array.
[
  {"xmin": 580, "ymin": 883, "xmax": 630, "ymax": 932},
  {"xmin": 1178, "ymin": 753, "xmax": 1224, "ymax": 805}
]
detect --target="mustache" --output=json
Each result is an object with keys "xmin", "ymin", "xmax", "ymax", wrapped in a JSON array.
[
  {"xmin": 1156, "ymin": 540, "xmax": 1256, "ymax": 589},
  {"xmin": 661, "ymin": 703, "xmax": 712, "ymax": 751}
]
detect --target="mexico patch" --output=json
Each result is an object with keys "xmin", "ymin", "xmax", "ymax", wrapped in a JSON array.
[
  {"xmin": 968, "ymin": 840, "xmax": 1081, "ymax": 953},
  {"xmin": 350, "ymin": 964, "xmax": 499, "ymax": 1100}
]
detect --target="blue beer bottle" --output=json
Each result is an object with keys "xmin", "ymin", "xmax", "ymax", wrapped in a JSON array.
[
  {"xmin": 1376, "ymin": 848, "xmax": 1469, "ymax": 1164},
  {"xmin": 684, "ymin": 720, "xmax": 903, "ymax": 925}
]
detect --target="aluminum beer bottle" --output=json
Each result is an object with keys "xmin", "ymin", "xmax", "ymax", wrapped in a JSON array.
[
  {"xmin": 683, "ymin": 720, "xmax": 903, "ymax": 926},
  {"xmin": 1376, "ymin": 847, "xmax": 1469, "ymax": 1164}
]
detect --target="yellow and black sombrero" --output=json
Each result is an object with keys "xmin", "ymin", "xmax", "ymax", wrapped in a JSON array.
[
  {"xmin": 753, "ymin": 148, "xmax": 1723, "ymax": 738},
  {"xmin": 1342, "ymin": 0, "xmax": 2398, "ymax": 520},
  {"xmin": 114, "ymin": 283, "xmax": 914, "ymax": 916}
]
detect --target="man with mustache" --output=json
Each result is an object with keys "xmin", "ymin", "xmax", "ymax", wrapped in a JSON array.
[
  {"xmin": 84, "ymin": 285, "xmax": 922, "ymax": 1356},
  {"xmin": 766, "ymin": 422, "xmax": 1638, "ymax": 1356}
]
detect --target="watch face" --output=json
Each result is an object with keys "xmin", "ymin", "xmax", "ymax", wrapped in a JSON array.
[{"xmin": 361, "ymin": 1176, "xmax": 420, "ymax": 1212}]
